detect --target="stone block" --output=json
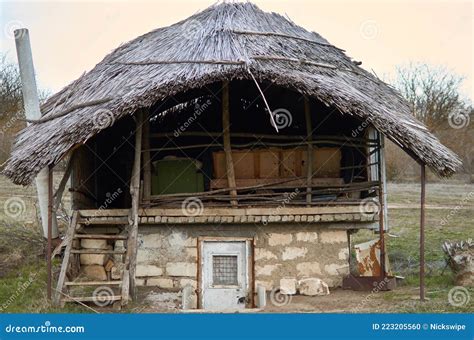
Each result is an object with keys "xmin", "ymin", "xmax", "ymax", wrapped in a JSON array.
[
  {"xmin": 282, "ymin": 247, "xmax": 308, "ymax": 260},
  {"xmin": 279, "ymin": 278, "xmax": 297, "ymax": 295},
  {"xmin": 295, "ymin": 232, "xmax": 318, "ymax": 242},
  {"xmin": 255, "ymin": 248, "xmax": 277, "ymax": 261},
  {"xmin": 79, "ymin": 253, "xmax": 106, "ymax": 265},
  {"xmin": 139, "ymin": 234, "xmax": 163, "ymax": 248},
  {"xmin": 298, "ymin": 278, "xmax": 330, "ymax": 296},
  {"xmin": 268, "ymin": 233, "xmax": 292, "ymax": 246},
  {"xmin": 319, "ymin": 230, "xmax": 347, "ymax": 244},
  {"xmin": 256, "ymin": 264, "xmax": 280, "ymax": 276},
  {"xmin": 166, "ymin": 262, "xmax": 196, "ymax": 277},
  {"xmin": 136, "ymin": 264, "xmax": 163, "ymax": 277},
  {"xmin": 81, "ymin": 265, "xmax": 107, "ymax": 281},
  {"xmin": 147, "ymin": 278, "xmax": 174, "ymax": 289},
  {"xmin": 80, "ymin": 239, "xmax": 108, "ymax": 249}
]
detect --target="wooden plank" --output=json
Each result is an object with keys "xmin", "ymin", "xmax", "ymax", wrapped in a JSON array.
[
  {"xmin": 65, "ymin": 280, "xmax": 122, "ymax": 286},
  {"xmin": 53, "ymin": 211, "xmax": 78, "ymax": 306},
  {"xmin": 74, "ymin": 234, "xmax": 127, "ymax": 240},
  {"xmin": 210, "ymin": 177, "xmax": 343, "ymax": 190},
  {"xmin": 140, "ymin": 205, "xmax": 376, "ymax": 216},
  {"xmin": 304, "ymin": 97, "xmax": 313, "ymax": 206},
  {"xmin": 222, "ymin": 81, "xmax": 237, "ymax": 207},
  {"xmin": 78, "ymin": 217, "xmax": 129, "ymax": 225},
  {"xmin": 127, "ymin": 110, "xmax": 143, "ymax": 300},
  {"xmin": 61, "ymin": 296, "xmax": 121, "ymax": 303},
  {"xmin": 121, "ymin": 269, "xmax": 130, "ymax": 306},
  {"xmin": 79, "ymin": 209, "xmax": 129, "ymax": 217},
  {"xmin": 142, "ymin": 111, "xmax": 151, "ymax": 200},
  {"xmin": 71, "ymin": 249, "xmax": 126, "ymax": 254}
]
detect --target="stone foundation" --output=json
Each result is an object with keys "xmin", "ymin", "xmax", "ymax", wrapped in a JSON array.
[{"xmin": 135, "ymin": 223, "xmax": 355, "ymax": 301}]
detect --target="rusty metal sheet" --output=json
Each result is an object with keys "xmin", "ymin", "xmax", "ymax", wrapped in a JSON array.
[{"xmin": 354, "ymin": 239, "xmax": 390, "ymax": 276}]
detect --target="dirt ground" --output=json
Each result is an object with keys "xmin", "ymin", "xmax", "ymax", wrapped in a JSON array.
[{"xmin": 129, "ymin": 285, "xmax": 471, "ymax": 314}]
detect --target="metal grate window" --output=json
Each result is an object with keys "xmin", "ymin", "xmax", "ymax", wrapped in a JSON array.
[{"xmin": 212, "ymin": 255, "xmax": 238, "ymax": 285}]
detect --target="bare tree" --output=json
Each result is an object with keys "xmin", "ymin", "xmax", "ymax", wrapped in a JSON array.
[
  {"xmin": 0, "ymin": 54, "xmax": 50, "ymax": 164},
  {"xmin": 394, "ymin": 63, "xmax": 466, "ymax": 129}
]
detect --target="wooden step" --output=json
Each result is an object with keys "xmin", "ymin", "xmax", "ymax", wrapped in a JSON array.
[
  {"xmin": 78, "ymin": 217, "xmax": 129, "ymax": 225},
  {"xmin": 71, "ymin": 249, "xmax": 126, "ymax": 255},
  {"xmin": 65, "ymin": 280, "xmax": 122, "ymax": 286},
  {"xmin": 61, "ymin": 295, "xmax": 122, "ymax": 303},
  {"xmin": 74, "ymin": 234, "xmax": 127, "ymax": 240}
]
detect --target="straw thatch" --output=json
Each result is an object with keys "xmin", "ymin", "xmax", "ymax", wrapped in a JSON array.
[{"xmin": 3, "ymin": 2, "xmax": 461, "ymax": 184}]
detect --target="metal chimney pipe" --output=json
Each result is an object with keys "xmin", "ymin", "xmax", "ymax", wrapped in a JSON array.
[{"xmin": 14, "ymin": 28, "xmax": 58, "ymax": 239}]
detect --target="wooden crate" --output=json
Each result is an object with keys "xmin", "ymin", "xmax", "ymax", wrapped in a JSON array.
[{"xmin": 212, "ymin": 147, "xmax": 341, "ymax": 180}]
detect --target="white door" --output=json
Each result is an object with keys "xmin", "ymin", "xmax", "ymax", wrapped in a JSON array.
[{"xmin": 201, "ymin": 241, "xmax": 248, "ymax": 310}]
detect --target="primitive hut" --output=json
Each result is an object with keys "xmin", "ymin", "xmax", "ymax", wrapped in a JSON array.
[{"xmin": 3, "ymin": 2, "xmax": 461, "ymax": 310}]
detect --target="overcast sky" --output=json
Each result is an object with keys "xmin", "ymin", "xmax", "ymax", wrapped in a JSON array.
[{"xmin": 1, "ymin": 0, "xmax": 472, "ymax": 101}]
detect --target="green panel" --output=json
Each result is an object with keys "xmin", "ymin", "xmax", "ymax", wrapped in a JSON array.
[{"xmin": 151, "ymin": 159, "xmax": 204, "ymax": 195}]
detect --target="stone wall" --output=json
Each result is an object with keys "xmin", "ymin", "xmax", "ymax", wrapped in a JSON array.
[{"xmin": 135, "ymin": 223, "xmax": 352, "ymax": 299}]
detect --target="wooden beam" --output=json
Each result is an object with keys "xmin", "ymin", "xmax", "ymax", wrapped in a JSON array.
[
  {"xmin": 304, "ymin": 97, "xmax": 313, "ymax": 206},
  {"xmin": 222, "ymin": 81, "xmax": 237, "ymax": 207},
  {"xmin": 142, "ymin": 111, "xmax": 151, "ymax": 200},
  {"xmin": 126, "ymin": 110, "xmax": 143, "ymax": 301},
  {"xmin": 377, "ymin": 133, "xmax": 386, "ymax": 279},
  {"xmin": 53, "ymin": 211, "xmax": 78, "ymax": 306},
  {"xmin": 47, "ymin": 165, "xmax": 53, "ymax": 300},
  {"xmin": 420, "ymin": 164, "xmax": 426, "ymax": 301}
]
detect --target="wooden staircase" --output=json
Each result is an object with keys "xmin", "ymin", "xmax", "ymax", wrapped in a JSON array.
[{"xmin": 53, "ymin": 210, "xmax": 131, "ymax": 308}]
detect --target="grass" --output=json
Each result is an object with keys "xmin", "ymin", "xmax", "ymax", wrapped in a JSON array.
[{"xmin": 0, "ymin": 262, "xmax": 85, "ymax": 313}]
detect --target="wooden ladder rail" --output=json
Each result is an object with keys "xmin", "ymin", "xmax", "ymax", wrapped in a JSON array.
[{"xmin": 53, "ymin": 211, "xmax": 79, "ymax": 306}]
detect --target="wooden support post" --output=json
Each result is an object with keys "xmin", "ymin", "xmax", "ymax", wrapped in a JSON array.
[
  {"xmin": 420, "ymin": 164, "xmax": 426, "ymax": 301},
  {"xmin": 53, "ymin": 211, "xmax": 78, "ymax": 306},
  {"xmin": 377, "ymin": 132, "xmax": 386, "ymax": 279},
  {"xmin": 52, "ymin": 151, "xmax": 75, "ymax": 233},
  {"xmin": 126, "ymin": 110, "xmax": 143, "ymax": 300},
  {"xmin": 47, "ymin": 165, "xmax": 53, "ymax": 300},
  {"xmin": 142, "ymin": 111, "xmax": 152, "ymax": 200},
  {"xmin": 304, "ymin": 97, "xmax": 313, "ymax": 206},
  {"xmin": 222, "ymin": 81, "xmax": 238, "ymax": 207}
]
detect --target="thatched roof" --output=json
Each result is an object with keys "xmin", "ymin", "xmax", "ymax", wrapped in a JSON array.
[{"xmin": 3, "ymin": 2, "xmax": 461, "ymax": 185}]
